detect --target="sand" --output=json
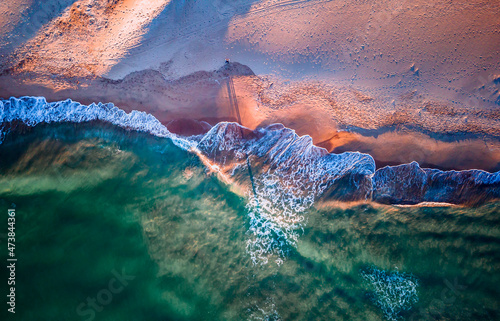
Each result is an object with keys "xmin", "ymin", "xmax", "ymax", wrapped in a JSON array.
[{"xmin": 0, "ymin": 0, "xmax": 499, "ymax": 171}]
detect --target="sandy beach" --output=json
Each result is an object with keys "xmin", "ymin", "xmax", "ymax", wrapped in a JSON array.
[{"xmin": 0, "ymin": 0, "xmax": 499, "ymax": 171}]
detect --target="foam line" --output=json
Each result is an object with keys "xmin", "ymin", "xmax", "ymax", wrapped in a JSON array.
[
  {"xmin": 0, "ymin": 96, "xmax": 195, "ymax": 150},
  {"xmin": 2, "ymin": 96, "xmax": 499, "ymax": 264}
]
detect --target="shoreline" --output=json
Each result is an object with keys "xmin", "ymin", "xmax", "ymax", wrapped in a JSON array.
[
  {"xmin": 1, "ymin": 97, "xmax": 499, "ymax": 207},
  {"xmin": 2, "ymin": 64, "xmax": 500, "ymax": 173}
]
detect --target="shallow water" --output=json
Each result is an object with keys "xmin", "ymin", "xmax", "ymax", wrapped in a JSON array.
[{"xmin": 0, "ymin": 123, "xmax": 499, "ymax": 320}]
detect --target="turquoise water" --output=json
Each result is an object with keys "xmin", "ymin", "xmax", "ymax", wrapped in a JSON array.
[{"xmin": 0, "ymin": 123, "xmax": 499, "ymax": 320}]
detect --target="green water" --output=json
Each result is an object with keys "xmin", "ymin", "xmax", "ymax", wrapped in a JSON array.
[{"xmin": 0, "ymin": 124, "xmax": 499, "ymax": 320}]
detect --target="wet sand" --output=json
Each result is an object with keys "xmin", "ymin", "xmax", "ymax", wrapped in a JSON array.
[
  {"xmin": 1, "ymin": 61, "xmax": 499, "ymax": 172},
  {"xmin": 0, "ymin": 63, "xmax": 500, "ymax": 171}
]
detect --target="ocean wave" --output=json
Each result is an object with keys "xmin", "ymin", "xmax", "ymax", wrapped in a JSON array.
[
  {"xmin": 2, "ymin": 96, "xmax": 499, "ymax": 264},
  {"xmin": 0, "ymin": 96, "xmax": 194, "ymax": 150},
  {"xmin": 197, "ymin": 122, "xmax": 375, "ymax": 264},
  {"xmin": 373, "ymin": 161, "xmax": 500, "ymax": 205}
]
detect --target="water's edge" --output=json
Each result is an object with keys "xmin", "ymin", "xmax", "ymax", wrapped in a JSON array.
[{"xmin": 1, "ymin": 96, "xmax": 499, "ymax": 206}]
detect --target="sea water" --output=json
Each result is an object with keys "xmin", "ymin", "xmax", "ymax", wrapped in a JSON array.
[{"xmin": 0, "ymin": 122, "xmax": 498, "ymax": 320}]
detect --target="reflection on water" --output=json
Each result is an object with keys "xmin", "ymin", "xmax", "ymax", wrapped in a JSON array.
[{"xmin": 0, "ymin": 123, "xmax": 498, "ymax": 320}]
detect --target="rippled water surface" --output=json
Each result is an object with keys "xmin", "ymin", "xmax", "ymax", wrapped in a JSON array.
[{"xmin": 0, "ymin": 124, "xmax": 499, "ymax": 320}]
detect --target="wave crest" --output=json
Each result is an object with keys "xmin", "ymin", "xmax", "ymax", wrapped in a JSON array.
[
  {"xmin": 2, "ymin": 96, "xmax": 499, "ymax": 264},
  {"xmin": 198, "ymin": 122, "xmax": 375, "ymax": 264}
]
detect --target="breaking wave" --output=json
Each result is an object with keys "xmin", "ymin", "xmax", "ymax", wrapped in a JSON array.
[
  {"xmin": 0, "ymin": 96, "xmax": 194, "ymax": 150},
  {"xmin": 2, "ymin": 96, "xmax": 499, "ymax": 264},
  {"xmin": 197, "ymin": 122, "xmax": 374, "ymax": 264},
  {"xmin": 373, "ymin": 161, "xmax": 500, "ymax": 205}
]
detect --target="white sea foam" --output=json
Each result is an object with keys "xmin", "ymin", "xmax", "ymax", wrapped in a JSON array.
[
  {"xmin": 2, "ymin": 96, "xmax": 498, "ymax": 266},
  {"xmin": 0, "ymin": 96, "xmax": 195, "ymax": 150},
  {"xmin": 2, "ymin": 96, "xmax": 363, "ymax": 264},
  {"xmin": 361, "ymin": 267, "xmax": 419, "ymax": 321},
  {"xmin": 245, "ymin": 152, "xmax": 373, "ymax": 265},
  {"xmin": 198, "ymin": 122, "xmax": 376, "ymax": 264},
  {"xmin": 248, "ymin": 297, "xmax": 282, "ymax": 321},
  {"xmin": 1, "ymin": 97, "xmax": 352, "ymax": 264}
]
